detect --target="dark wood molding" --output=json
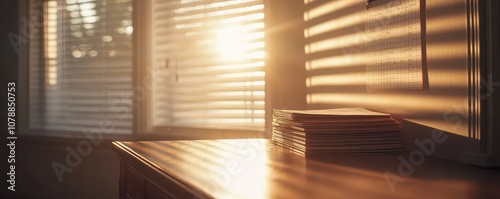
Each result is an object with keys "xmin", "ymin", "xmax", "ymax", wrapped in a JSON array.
[
  {"xmin": 463, "ymin": 0, "xmax": 500, "ymax": 167},
  {"xmin": 466, "ymin": 0, "xmax": 482, "ymax": 155}
]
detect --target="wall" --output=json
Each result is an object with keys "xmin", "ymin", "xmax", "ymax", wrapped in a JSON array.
[
  {"xmin": 267, "ymin": 0, "xmax": 472, "ymax": 162},
  {"xmin": 3, "ymin": 140, "xmax": 119, "ymax": 199}
]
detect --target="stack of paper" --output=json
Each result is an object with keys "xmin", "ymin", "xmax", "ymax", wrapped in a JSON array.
[{"xmin": 272, "ymin": 108, "xmax": 401, "ymax": 156}]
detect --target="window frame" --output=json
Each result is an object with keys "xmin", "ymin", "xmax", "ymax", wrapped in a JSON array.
[
  {"xmin": 20, "ymin": 0, "xmax": 136, "ymax": 137},
  {"xmin": 19, "ymin": 0, "xmax": 269, "ymax": 139},
  {"xmin": 135, "ymin": 0, "xmax": 268, "ymax": 138}
]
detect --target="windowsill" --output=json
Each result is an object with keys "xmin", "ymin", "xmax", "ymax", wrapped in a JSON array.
[{"xmin": 19, "ymin": 128, "xmax": 269, "ymax": 149}]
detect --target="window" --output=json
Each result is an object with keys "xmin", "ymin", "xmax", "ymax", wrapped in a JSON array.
[
  {"xmin": 27, "ymin": 0, "xmax": 265, "ymax": 135},
  {"xmin": 150, "ymin": 0, "xmax": 265, "ymax": 132},
  {"xmin": 29, "ymin": 0, "xmax": 133, "ymax": 134}
]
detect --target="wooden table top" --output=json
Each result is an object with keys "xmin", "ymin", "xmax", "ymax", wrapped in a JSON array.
[{"xmin": 112, "ymin": 139, "xmax": 500, "ymax": 199}]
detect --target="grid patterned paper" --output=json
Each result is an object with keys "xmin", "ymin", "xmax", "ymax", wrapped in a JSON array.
[{"xmin": 366, "ymin": 0, "xmax": 423, "ymax": 90}]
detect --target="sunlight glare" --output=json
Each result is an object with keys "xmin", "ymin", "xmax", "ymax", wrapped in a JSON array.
[{"xmin": 216, "ymin": 26, "xmax": 248, "ymax": 60}]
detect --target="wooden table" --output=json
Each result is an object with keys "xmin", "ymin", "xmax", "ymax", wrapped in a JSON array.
[{"xmin": 111, "ymin": 139, "xmax": 500, "ymax": 199}]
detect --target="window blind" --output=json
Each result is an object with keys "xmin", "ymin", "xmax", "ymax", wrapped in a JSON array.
[
  {"xmin": 151, "ymin": 0, "xmax": 266, "ymax": 131},
  {"xmin": 29, "ymin": 0, "xmax": 133, "ymax": 134}
]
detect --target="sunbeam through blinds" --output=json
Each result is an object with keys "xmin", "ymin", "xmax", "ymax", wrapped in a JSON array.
[
  {"xmin": 29, "ymin": 0, "xmax": 133, "ymax": 134},
  {"xmin": 151, "ymin": 0, "xmax": 265, "ymax": 131}
]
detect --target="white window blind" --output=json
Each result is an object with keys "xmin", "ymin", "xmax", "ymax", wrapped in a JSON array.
[
  {"xmin": 29, "ymin": 0, "xmax": 133, "ymax": 134},
  {"xmin": 151, "ymin": 0, "xmax": 266, "ymax": 131}
]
